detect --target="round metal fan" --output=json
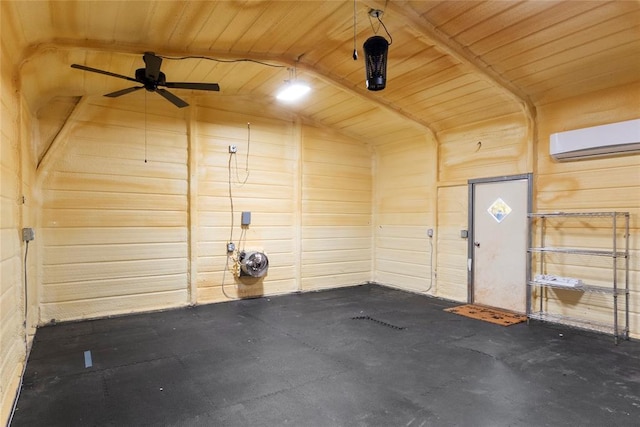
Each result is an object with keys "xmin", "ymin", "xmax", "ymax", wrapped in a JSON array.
[{"xmin": 238, "ymin": 251, "xmax": 269, "ymax": 278}]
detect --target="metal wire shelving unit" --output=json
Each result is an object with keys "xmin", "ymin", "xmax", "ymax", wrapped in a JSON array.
[{"xmin": 527, "ymin": 212, "xmax": 630, "ymax": 344}]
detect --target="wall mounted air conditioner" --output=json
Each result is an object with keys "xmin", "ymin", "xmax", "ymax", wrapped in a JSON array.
[{"xmin": 550, "ymin": 119, "xmax": 640, "ymax": 161}]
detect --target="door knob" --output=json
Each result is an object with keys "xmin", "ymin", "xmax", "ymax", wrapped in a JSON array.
[{"xmin": 474, "ymin": 242, "xmax": 480, "ymax": 247}]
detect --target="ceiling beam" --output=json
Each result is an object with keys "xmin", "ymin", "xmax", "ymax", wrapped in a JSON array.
[{"xmin": 36, "ymin": 95, "xmax": 89, "ymax": 177}]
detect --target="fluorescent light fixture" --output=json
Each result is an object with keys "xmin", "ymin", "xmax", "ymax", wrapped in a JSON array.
[{"xmin": 276, "ymin": 82, "xmax": 311, "ymax": 102}]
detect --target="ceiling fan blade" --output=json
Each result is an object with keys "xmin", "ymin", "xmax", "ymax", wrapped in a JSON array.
[
  {"xmin": 143, "ymin": 52, "xmax": 163, "ymax": 81},
  {"xmin": 104, "ymin": 86, "xmax": 144, "ymax": 97},
  {"xmin": 156, "ymin": 88, "xmax": 189, "ymax": 108},
  {"xmin": 71, "ymin": 64, "xmax": 138, "ymax": 82},
  {"xmin": 164, "ymin": 82, "xmax": 220, "ymax": 91}
]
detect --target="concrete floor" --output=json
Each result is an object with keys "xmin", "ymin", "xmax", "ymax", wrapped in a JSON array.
[{"xmin": 10, "ymin": 284, "xmax": 640, "ymax": 426}]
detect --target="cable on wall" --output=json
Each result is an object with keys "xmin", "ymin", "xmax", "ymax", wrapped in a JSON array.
[
  {"xmin": 144, "ymin": 91, "xmax": 148, "ymax": 163},
  {"xmin": 23, "ymin": 240, "xmax": 29, "ymax": 332},
  {"xmin": 160, "ymin": 55, "xmax": 286, "ymax": 69},
  {"xmin": 235, "ymin": 123, "xmax": 251, "ymax": 185},
  {"xmin": 220, "ymin": 123, "xmax": 253, "ymax": 299},
  {"xmin": 221, "ymin": 152, "xmax": 236, "ymax": 299},
  {"xmin": 9, "ymin": 238, "xmax": 32, "ymax": 426},
  {"xmin": 425, "ymin": 235, "xmax": 434, "ymax": 293}
]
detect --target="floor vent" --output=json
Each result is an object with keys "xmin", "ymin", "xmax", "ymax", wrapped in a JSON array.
[{"xmin": 351, "ymin": 316, "xmax": 405, "ymax": 330}]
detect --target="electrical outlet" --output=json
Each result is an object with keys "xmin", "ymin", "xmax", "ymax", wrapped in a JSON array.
[
  {"xmin": 22, "ymin": 227, "xmax": 35, "ymax": 242},
  {"xmin": 241, "ymin": 211, "xmax": 251, "ymax": 226},
  {"xmin": 229, "ymin": 145, "xmax": 237, "ymax": 153}
]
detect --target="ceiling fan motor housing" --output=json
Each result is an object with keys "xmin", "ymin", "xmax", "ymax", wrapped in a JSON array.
[{"xmin": 135, "ymin": 68, "xmax": 166, "ymax": 91}]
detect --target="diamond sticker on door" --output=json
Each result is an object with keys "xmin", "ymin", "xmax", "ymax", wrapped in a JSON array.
[{"xmin": 488, "ymin": 198, "xmax": 512, "ymax": 223}]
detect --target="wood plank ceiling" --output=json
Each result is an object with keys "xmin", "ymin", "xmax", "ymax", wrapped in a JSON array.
[{"xmin": 3, "ymin": 0, "xmax": 639, "ymax": 157}]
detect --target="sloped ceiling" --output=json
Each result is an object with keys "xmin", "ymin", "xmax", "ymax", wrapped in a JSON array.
[{"xmin": 3, "ymin": 0, "xmax": 639, "ymax": 158}]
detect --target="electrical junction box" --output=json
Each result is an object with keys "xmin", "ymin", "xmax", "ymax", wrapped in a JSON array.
[
  {"xmin": 22, "ymin": 227, "xmax": 35, "ymax": 241},
  {"xmin": 241, "ymin": 211, "xmax": 251, "ymax": 226},
  {"xmin": 460, "ymin": 230, "xmax": 469, "ymax": 239}
]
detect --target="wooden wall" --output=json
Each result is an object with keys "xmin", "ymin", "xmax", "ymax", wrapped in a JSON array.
[
  {"xmin": 373, "ymin": 114, "xmax": 530, "ymax": 300},
  {"xmin": 437, "ymin": 114, "xmax": 530, "ymax": 183},
  {"xmin": 535, "ymin": 82, "xmax": 640, "ymax": 336},
  {"xmin": 194, "ymin": 103, "xmax": 373, "ymax": 299},
  {"xmin": 373, "ymin": 135, "xmax": 437, "ymax": 293},
  {"xmin": 39, "ymin": 96, "xmax": 190, "ymax": 321},
  {"xmin": 433, "ymin": 184, "xmax": 468, "ymax": 301},
  {"xmin": 1, "ymin": 46, "xmax": 38, "ymax": 421},
  {"xmin": 372, "ymin": 86, "xmax": 639, "ymax": 339},
  {"xmin": 301, "ymin": 125, "xmax": 372, "ymax": 290},
  {"xmin": 0, "ymin": 48, "xmax": 23, "ymax": 421},
  {"xmin": 37, "ymin": 96, "xmax": 372, "ymax": 319},
  {"xmin": 437, "ymin": 114, "xmax": 531, "ymax": 300},
  {"xmin": 195, "ymin": 104, "xmax": 300, "ymax": 301},
  {"xmin": 2, "ymin": 55, "xmax": 639, "ymax": 427}
]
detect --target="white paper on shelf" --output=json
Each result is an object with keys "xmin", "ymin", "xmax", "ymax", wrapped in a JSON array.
[{"xmin": 534, "ymin": 274, "xmax": 583, "ymax": 288}]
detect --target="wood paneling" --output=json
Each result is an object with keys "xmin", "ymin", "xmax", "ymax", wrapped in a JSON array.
[
  {"xmin": 195, "ymin": 104, "xmax": 298, "ymax": 301},
  {"xmin": 3, "ymin": 0, "xmax": 639, "ymax": 146},
  {"xmin": 373, "ymin": 137, "xmax": 437, "ymax": 293},
  {"xmin": 0, "ymin": 45, "xmax": 36, "ymax": 422},
  {"xmin": 438, "ymin": 114, "xmax": 529, "ymax": 182},
  {"xmin": 534, "ymin": 83, "xmax": 640, "ymax": 337},
  {"xmin": 3, "ymin": 2, "xmax": 640, "ymax": 423},
  {"xmin": 40, "ymin": 97, "xmax": 190, "ymax": 321},
  {"xmin": 434, "ymin": 185, "xmax": 469, "ymax": 302},
  {"xmin": 301, "ymin": 125, "xmax": 372, "ymax": 291}
]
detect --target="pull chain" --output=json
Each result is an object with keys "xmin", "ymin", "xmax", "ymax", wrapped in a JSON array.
[{"xmin": 144, "ymin": 92, "xmax": 148, "ymax": 163}]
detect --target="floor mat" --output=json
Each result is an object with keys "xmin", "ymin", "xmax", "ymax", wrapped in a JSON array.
[{"xmin": 444, "ymin": 304, "xmax": 527, "ymax": 326}]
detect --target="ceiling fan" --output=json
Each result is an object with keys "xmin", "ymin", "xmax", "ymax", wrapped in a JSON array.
[{"xmin": 71, "ymin": 52, "xmax": 220, "ymax": 108}]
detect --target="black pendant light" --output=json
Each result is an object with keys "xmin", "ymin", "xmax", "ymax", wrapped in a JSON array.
[
  {"xmin": 362, "ymin": 9, "xmax": 392, "ymax": 91},
  {"xmin": 363, "ymin": 35, "xmax": 389, "ymax": 91}
]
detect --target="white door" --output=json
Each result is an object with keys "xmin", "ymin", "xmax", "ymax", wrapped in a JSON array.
[{"xmin": 472, "ymin": 178, "xmax": 529, "ymax": 313}]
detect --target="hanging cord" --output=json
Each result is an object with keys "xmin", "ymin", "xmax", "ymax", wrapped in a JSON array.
[
  {"xmin": 9, "ymin": 240, "xmax": 32, "ymax": 426},
  {"xmin": 221, "ymin": 253, "xmax": 234, "ymax": 299},
  {"xmin": 23, "ymin": 240, "xmax": 29, "ymax": 333},
  {"xmin": 368, "ymin": 10, "xmax": 393, "ymax": 45},
  {"xmin": 160, "ymin": 55, "xmax": 286, "ymax": 68},
  {"xmin": 221, "ymin": 123, "xmax": 253, "ymax": 299},
  {"xmin": 426, "ymin": 235, "xmax": 434, "ymax": 293},
  {"xmin": 234, "ymin": 123, "xmax": 251, "ymax": 185},
  {"xmin": 352, "ymin": 0, "xmax": 358, "ymax": 60},
  {"xmin": 227, "ymin": 153, "xmax": 235, "ymax": 248},
  {"xmin": 144, "ymin": 91, "xmax": 148, "ymax": 163},
  {"xmin": 238, "ymin": 227, "xmax": 247, "ymax": 253},
  {"xmin": 221, "ymin": 152, "xmax": 236, "ymax": 299}
]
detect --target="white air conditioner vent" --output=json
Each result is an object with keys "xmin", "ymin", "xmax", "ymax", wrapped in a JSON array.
[{"xmin": 550, "ymin": 119, "xmax": 640, "ymax": 161}]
